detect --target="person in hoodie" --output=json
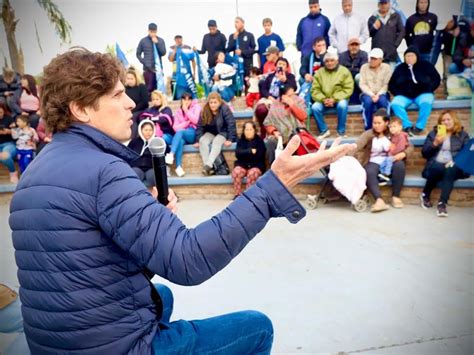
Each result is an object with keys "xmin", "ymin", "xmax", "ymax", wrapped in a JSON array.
[
  {"xmin": 296, "ymin": 0, "xmax": 331, "ymax": 61},
  {"xmin": 165, "ymin": 91, "xmax": 202, "ymax": 177},
  {"xmin": 389, "ymin": 46, "xmax": 441, "ymax": 136},
  {"xmin": 368, "ymin": 0, "xmax": 405, "ymax": 67},
  {"xmin": 226, "ymin": 16, "xmax": 256, "ymax": 78},
  {"xmin": 194, "ymin": 19, "xmax": 227, "ymax": 69},
  {"xmin": 127, "ymin": 119, "xmax": 156, "ymax": 189},
  {"xmin": 405, "ymin": 0, "xmax": 438, "ymax": 64}
]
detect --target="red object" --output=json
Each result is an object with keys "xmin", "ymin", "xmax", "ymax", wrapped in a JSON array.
[
  {"xmin": 293, "ymin": 127, "xmax": 320, "ymax": 155},
  {"xmin": 246, "ymin": 92, "xmax": 261, "ymax": 108}
]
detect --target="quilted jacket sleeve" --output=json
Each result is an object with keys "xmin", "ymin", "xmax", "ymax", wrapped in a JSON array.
[{"xmin": 96, "ymin": 160, "xmax": 305, "ymax": 286}]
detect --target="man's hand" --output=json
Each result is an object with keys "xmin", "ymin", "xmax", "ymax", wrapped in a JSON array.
[
  {"xmin": 371, "ymin": 94, "xmax": 379, "ymax": 103},
  {"xmin": 193, "ymin": 142, "xmax": 199, "ymax": 148},
  {"xmin": 235, "ymin": 49, "xmax": 242, "ymax": 56},
  {"xmin": 304, "ymin": 74, "xmax": 313, "ymax": 82},
  {"xmin": 151, "ymin": 36, "xmax": 158, "ymax": 43},
  {"xmin": 251, "ymin": 148, "xmax": 257, "ymax": 154},
  {"xmin": 462, "ymin": 58, "xmax": 471, "ymax": 68},
  {"xmin": 224, "ymin": 140, "xmax": 232, "ymax": 147},
  {"xmin": 373, "ymin": 19, "xmax": 382, "ymax": 30},
  {"xmin": 272, "ymin": 136, "xmax": 356, "ymax": 188},
  {"xmin": 281, "ymin": 95, "xmax": 293, "ymax": 106},
  {"xmin": 213, "ymin": 74, "xmax": 220, "ymax": 81},
  {"xmin": 193, "ymin": 46, "xmax": 197, "ymax": 52},
  {"xmin": 152, "ymin": 188, "xmax": 178, "ymax": 214}
]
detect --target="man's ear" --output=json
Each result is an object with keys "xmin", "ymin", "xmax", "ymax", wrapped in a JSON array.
[{"xmin": 69, "ymin": 102, "xmax": 91, "ymax": 123}]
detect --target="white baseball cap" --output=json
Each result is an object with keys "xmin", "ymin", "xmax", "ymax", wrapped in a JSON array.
[{"xmin": 369, "ymin": 48, "xmax": 384, "ymax": 59}]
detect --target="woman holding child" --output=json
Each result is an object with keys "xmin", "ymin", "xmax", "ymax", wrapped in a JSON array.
[{"xmin": 355, "ymin": 108, "xmax": 413, "ymax": 213}]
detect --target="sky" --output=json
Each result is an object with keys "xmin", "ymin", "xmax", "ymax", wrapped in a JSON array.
[{"xmin": 0, "ymin": 0, "xmax": 464, "ymax": 76}]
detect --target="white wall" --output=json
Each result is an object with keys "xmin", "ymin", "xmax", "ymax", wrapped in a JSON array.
[{"xmin": 0, "ymin": 0, "xmax": 462, "ymax": 76}]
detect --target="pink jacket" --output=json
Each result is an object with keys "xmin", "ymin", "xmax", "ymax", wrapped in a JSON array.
[{"xmin": 173, "ymin": 100, "xmax": 201, "ymax": 131}]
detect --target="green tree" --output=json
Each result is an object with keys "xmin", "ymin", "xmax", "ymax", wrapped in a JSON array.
[{"xmin": 1, "ymin": 0, "xmax": 72, "ymax": 74}]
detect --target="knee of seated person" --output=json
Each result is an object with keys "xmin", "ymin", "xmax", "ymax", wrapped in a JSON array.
[
  {"xmin": 0, "ymin": 152, "xmax": 10, "ymax": 160},
  {"xmin": 311, "ymin": 102, "xmax": 323, "ymax": 111},
  {"xmin": 241, "ymin": 310, "xmax": 273, "ymax": 334},
  {"xmin": 337, "ymin": 99, "xmax": 348, "ymax": 108}
]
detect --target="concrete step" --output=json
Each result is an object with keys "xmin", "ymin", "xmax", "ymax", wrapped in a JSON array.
[
  {"xmin": 175, "ymin": 137, "xmax": 439, "ymax": 176},
  {"xmin": 231, "ymin": 100, "xmax": 471, "ymax": 137},
  {"xmin": 166, "ymin": 173, "xmax": 474, "ymax": 207}
]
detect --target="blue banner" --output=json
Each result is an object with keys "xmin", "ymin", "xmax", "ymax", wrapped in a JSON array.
[
  {"xmin": 115, "ymin": 42, "xmax": 129, "ymax": 68},
  {"xmin": 153, "ymin": 43, "xmax": 166, "ymax": 93},
  {"xmin": 195, "ymin": 50, "xmax": 211, "ymax": 97},
  {"xmin": 175, "ymin": 47, "xmax": 197, "ymax": 98}
]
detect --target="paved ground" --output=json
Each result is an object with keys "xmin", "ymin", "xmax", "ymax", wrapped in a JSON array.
[{"xmin": 0, "ymin": 199, "xmax": 473, "ymax": 354}]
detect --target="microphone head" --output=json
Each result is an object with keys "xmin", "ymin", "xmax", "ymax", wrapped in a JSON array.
[{"xmin": 148, "ymin": 137, "xmax": 167, "ymax": 157}]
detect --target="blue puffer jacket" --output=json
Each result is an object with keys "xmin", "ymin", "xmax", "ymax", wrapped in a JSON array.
[
  {"xmin": 296, "ymin": 12, "xmax": 331, "ymax": 58},
  {"xmin": 9, "ymin": 124, "xmax": 305, "ymax": 354}
]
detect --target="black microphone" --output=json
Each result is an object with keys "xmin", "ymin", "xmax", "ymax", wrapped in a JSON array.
[{"xmin": 148, "ymin": 137, "xmax": 169, "ymax": 206}]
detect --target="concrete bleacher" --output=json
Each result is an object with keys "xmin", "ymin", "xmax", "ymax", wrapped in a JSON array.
[{"xmin": 0, "ymin": 97, "xmax": 472, "ymax": 206}]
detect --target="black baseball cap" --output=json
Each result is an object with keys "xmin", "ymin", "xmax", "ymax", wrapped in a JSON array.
[{"xmin": 208, "ymin": 20, "xmax": 217, "ymax": 27}]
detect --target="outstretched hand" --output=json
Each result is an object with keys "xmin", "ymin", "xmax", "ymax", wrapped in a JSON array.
[{"xmin": 271, "ymin": 136, "xmax": 357, "ymax": 188}]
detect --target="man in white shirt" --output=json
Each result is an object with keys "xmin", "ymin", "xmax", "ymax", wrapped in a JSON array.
[{"xmin": 329, "ymin": 0, "xmax": 369, "ymax": 54}]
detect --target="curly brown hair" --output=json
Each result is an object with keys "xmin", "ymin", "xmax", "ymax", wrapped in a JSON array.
[{"xmin": 40, "ymin": 47, "xmax": 125, "ymax": 133}]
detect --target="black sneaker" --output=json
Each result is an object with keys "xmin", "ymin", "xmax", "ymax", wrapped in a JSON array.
[
  {"xmin": 406, "ymin": 127, "xmax": 416, "ymax": 137},
  {"xmin": 420, "ymin": 193, "xmax": 432, "ymax": 209},
  {"xmin": 202, "ymin": 165, "xmax": 214, "ymax": 176},
  {"xmin": 411, "ymin": 127, "xmax": 423, "ymax": 136},
  {"xmin": 378, "ymin": 173, "xmax": 390, "ymax": 182},
  {"xmin": 436, "ymin": 202, "xmax": 448, "ymax": 217},
  {"xmin": 378, "ymin": 175, "xmax": 389, "ymax": 186}
]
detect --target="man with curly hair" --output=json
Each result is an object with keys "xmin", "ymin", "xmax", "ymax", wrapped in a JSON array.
[{"xmin": 9, "ymin": 47, "xmax": 355, "ymax": 354}]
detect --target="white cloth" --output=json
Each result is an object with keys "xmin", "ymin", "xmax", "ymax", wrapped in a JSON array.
[
  {"xmin": 214, "ymin": 62, "xmax": 236, "ymax": 88},
  {"xmin": 329, "ymin": 12, "xmax": 369, "ymax": 54},
  {"xmin": 248, "ymin": 77, "xmax": 260, "ymax": 93},
  {"xmin": 328, "ymin": 156, "xmax": 367, "ymax": 204},
  {"xmin": 369, "ymin": 136, "xmax": 390, "ymax": 165}
]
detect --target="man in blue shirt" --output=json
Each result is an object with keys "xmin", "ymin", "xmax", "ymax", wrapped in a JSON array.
[{"xmin": 257, "ymin": 18, "xmax": 285, "ymax": 70}]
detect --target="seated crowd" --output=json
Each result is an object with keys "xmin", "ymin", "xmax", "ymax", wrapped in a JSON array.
[{"xmin": 0, "ymin": 0, "xmax": 472, "ymax": 218}]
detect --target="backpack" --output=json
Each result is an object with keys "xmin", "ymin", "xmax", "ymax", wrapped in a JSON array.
[{"xmin": 213, "ymin": 153, "xmax": 230, "ymax": 175}]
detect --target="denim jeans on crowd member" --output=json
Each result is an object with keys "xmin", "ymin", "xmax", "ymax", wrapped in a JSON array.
[
  {"xmin": 211, "ymin": 85, "xmax": 235, "ymax": 103},
  {"xmin": 17, "ymin": 149, "xmax": 34, "ymax": 173},
  {"xmin": 0, "ymin": 142, "xmax": 17, "ymax": 173},
  {"xmin": 311, "ymin": 99, "xmax": 349, "ymax": 135},
  {"xmin": 360, "ymin": 93, "xmax": 390, "ymax": 130},
  {"xmin": 419, "ymin": 53, "xmax": 432, "ymax": 64},
  {"xmin": 0, "ymin": 289, "xmax": 30, "ymax": 355},
  {"xmin": 169, "ymin": 128, "xmax": 196, "ymax": 168},
  {"xmin": 152, "ymin": 284, "xmax": 273, "ymax": 354},
  {"xmin": 422, "ymin": 162, "xmax": 467, "ymax": 204},
  {"xmin": 390, "ymin": 93, "xmax": 435, "ymax": 131}
]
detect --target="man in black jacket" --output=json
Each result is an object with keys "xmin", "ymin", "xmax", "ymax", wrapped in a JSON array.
[
  {"xmin": 368, "ymin": 0, "xmax": 405, "ymax": 68},
  {"xmin": 194, "ymin": 20, "xmax": 227, "ymax": 69},
  {"xmin": 405, "ymin": 0, "xmax": 438, "ymax": 64},
  {"xmin": 226, "ymin": 17, "xmax": 256, "ymax": 78},
  {"xmin": 136, "ymin": 23, "xmax": 167, "ymax": 93}
]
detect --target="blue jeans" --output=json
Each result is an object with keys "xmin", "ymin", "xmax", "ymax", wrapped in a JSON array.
[
  {"xmin": 391, "ymin": 93, "xmax": 435, "ymax": 130},
  {"xmin": 17, "ymin": 149, "xmax": 34, "ymax": 173},
  {"xmin": 0, "ymin": 292, "xmax": 30, "ymax": 355},
  {"xmin": 152, "ymin": 284, "xmax": 273, "ymax": 354},
  {"xmin": 379, "ymin": 156, "xmax": 394, "ymax": 176},
  {"xmin": 360, "ymin": 94, "xmax": 390, "ymax": 130},
  {"xmin": 311, "ymin": 99, "xmax": 348, "ymax": 135},
  {"xmin": 419, "ymin": 53, "xmax": 432, "ymax": 64},
  {"xmin": 211, "ymin": 85, "xmax": 235, "ymax": 102},
  {"xmin": 170, "ymin": 128, "xmax": 196, "ymax": 168},
  {"xmin": 0, "ymin": 142, "xmax": 17, "ymax": 172}
]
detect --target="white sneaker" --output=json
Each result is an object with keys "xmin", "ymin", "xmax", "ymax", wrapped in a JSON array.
[
  {"xmin": 165, "ymin": 153, "xmax": 174, "ymax": 165},
  {"xmin": 175, "ymin": 166, "xmax": 185, "ymax": 177},
  {"xmin": 317, "ymin": 130, "xmax": 331, "ymax": 140}
]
